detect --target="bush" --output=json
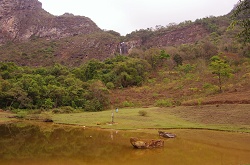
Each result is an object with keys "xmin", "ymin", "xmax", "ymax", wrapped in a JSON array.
[
  {"xmin": 155, "ymin": 99, "xmax": 173, "ymax": 107},
  {"xmin": 15, "ymin": 111, "xmax": 28, "ymax": 119},
  {"xmin": 122, "ymin": 101, "xmax": 135, "ymax": 107},
  {"xmin": 61, "ymin": 106, "xmax": 74, "ymax": 113},
  {"xmin": 52, "ymin": 109, "xmax": 61, "ymax": 114},
  {"xmin": 84, "ymin": 99, "xmax": 102, "ymax": 112},
  {"xmin": 203, "ymin": 83, "xmax": 220, "ymax": 94},
  {"xmin": 28, "ymin": 109, "xmax": 42, "ymax": 114},
  {"xmin": 106, "ymin": 82, "xmax": 115, "ymax": 89},
  {"xmin": 177, "ymin": 64, "xmax": 195, "ymax": 74},
  {"xmin": 163, "ymin": 78, "xmax": 171, "ymax": 83},
  {"xmin": 138, "ymin": 110, "xmax": 147, "ymax": 116},
  {"xmin": 52, "ymin": 106, "xmax": 74, "ymax": 114}
]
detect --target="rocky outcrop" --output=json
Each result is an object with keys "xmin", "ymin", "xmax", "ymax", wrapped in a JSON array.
[
  {"xmin": 119, "ymin": 24, "xmax": 209, "ymax": 53},
  {"xmin": 147, "ymin": 24, "xmax": 208, "ymax": 47},
  {"xmin": 0, "ymin": 0, "xmax": 101, "ymax": 44},
  {"xmin": 119, "ymin": 40, "xmax": 142, "ymax": 54}
]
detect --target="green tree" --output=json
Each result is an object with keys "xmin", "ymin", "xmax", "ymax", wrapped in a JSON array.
[
  {"xmin": 43, "ymin": 98, "xmax": 54, "ymax": 109},
  {"xmin": 112, "ymin": 58, "xmax": 150, "ymax": 87},
  {"xmin": 84, "ymin": 80, "xmax": 110, "ymax": 111},
  {"xmin": 231, "ymin": 0, "xmax": 250, "ymax": 43},
  {"xmin": 173, "ymin": 54, "xmax": 183, "ymax": 66},
  {"xmin": 50, "ymin": 63, "xmax": 69, "ymax": 77},
  {"xmin": 144, "ymin": 48, "xmax": 169, "ymax": 70},
  {"xmin": 1, "ymin": 86, "xmax": 32, "ymax": 109},
  {"xmin": 47, "ymin": 85, "xmax": 66, "ymax": 107},
  {"xmin": 82, "ymin": 59, "xmax": 104, "ymax": 81},
  {"xmin": 209, "ymin": 55, "xmax": 233, "ymax": 92}
]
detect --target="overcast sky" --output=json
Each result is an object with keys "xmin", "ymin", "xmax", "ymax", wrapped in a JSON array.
[{"xmin": 39, "ymin": 0, "xmax": 239, "ymax": 35}]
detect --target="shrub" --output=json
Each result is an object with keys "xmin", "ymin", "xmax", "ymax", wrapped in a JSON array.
[
  {"xmin": 148, "ymin": 78, "xmax": 156, "ymax": 83},
  {"xmin": 203, "ymin": 83, "xmax": 213, "ymax": 89},
  {"xmin": 173, "ymin": 54, "xmax": 183, "ymax": 66},
  {"xmin": 52, "ymin": 106, "xmax": 74, "ymax": 114},
  {"xmin": 138, "ymin": 110, "xmax": 147, "ymax": 116},
  {"xmin": 122, "ymin": 101, "xmax": 135, "ymax": 107},
  {"xmin": 155, "ymin": 99, "xmax": 173, "ymax": 107},
  {"xmin": 163, "ymin": 78, "xmax": 171, "ymax": 83},
  {"xmin": 203, "ymin": 82, "xmax": 220, "ymax": 94},
  {"xmin": 173, "ymin": 100, "xmax": 182, "ymax": 106},
  {"xmin": 84, "ymin": 99, "xmax": 102, "ymax": 112},
  {"xmin": 28, "ymin": 109, "xmax": 42, "ymax": 114},
  {"xmin": 15, "ymin": 111, "xmax": 28, "ymax": 119},
  {"xmin": 197, "ymin": 98, "xmax": 203, "ymax": 106},
  {"xmin": 61, "ymin": 106, "xmax": 74, "ymax": 113},
  {"xmin": 52, "ymin": 109, "xmax": 61, "ymax": 114},
  {"xmin": 189, "ymin": 87, "xmax": 199, "ymax": 92},
  {"xmin": 177, "ymin": 64, "xmax": 195, "ymax": 74},
  {"xmin": 106, "ymin": 82, "xmax": 115, "ymax": 89}
]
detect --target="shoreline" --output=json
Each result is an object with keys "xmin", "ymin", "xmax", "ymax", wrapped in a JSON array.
[{"xmin": 1, "ymin": 104, "xmax": 250, "ymax": 133}]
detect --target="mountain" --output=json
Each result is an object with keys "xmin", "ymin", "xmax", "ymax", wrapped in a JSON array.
[
  {"xmin": 0, "ymin": 0, "xmax": 247, "ymax": 66},
  {"xmin": 0, "ymin": 0, "xmax": 101, "ymax": 43},
  {"xmin": 0, "ymin": 0, "xmax": 121, "ymax": 66}
]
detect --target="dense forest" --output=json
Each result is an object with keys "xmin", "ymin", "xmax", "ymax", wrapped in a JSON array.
[{"xmin": 0, "ymin": 56, "xmax": 150, "ymax": 111}]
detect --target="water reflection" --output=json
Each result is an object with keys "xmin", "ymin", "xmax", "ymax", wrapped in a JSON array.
[{"xmin": 0, "ymin": 123, "xmax": 250, "ymax": 165}]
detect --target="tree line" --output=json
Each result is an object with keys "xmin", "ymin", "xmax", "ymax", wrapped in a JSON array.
[
  {"xmin": 0, "ymin": 55, "xmax": 151, "ymax": 111},
  {"xmin": 0, "ymin": 52, "xmax": 235, "ymax": 111}
]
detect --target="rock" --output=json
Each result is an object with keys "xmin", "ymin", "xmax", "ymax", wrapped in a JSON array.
[
  {"xmin": 130, "ymin": 137, "xmax": 164, "ymax": 149},
  {"xmin": 134, "ymin": 141, "xmax": 146, "ymax": 148},
  {"xmin": 158, "ymin": 131, "xmax": 176, "ymax": 138}
]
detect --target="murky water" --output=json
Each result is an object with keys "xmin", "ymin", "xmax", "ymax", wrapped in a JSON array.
[{"xmin": 0, "ymin": 123, "xmax": 250, "ymax": 165}]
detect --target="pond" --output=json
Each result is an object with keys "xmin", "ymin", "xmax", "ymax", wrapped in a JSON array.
[{"xmin": 0, "ymin": 123, "xmax": 250, "ymax": 165}]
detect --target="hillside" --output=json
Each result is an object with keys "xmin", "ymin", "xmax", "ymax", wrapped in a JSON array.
[
  {"xmin": 0, "ymin": 0, "xmax": 122, "ymax": 66},
  {"xmin": 0, "ymin": 0, "xmax": 249, "ymax": 111},
  {"xmin": 1, "ymin": 0, "xmax": 248, "ymax": 66},
  {"xmin": 0, "ymin": 32, "xmax": 120, "ymax": 66}
]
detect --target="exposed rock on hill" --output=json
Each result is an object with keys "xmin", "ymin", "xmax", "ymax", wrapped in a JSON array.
[
  {"xmin": 0, "ymin": 0, "xmax": 101, "ymax": 44},
  {"xmin": 0, "ymin": 0, "xmax": 236, "ymax": 66},
  {"xmin": 120, "ymin": 24, "xmax": 209, "ymax": 53},
  {"xmin": 146, "ymin": 24, "xmax": 208, "ymax": 47},
  {"xmin": 0, "ymin": 32, "xmax": 120, "ymax": 66}
]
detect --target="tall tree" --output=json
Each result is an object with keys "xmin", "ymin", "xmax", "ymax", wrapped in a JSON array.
[
  {"xmin": 209, "ymin": 56, "xmax": 233, "ymax": 92},
  {"xmin": 231, "ymin": 0, "xmax": 250, "ymax": 43}
]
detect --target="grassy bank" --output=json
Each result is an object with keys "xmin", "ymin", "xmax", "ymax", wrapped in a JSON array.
[
  {"xmin": 1, "ymin": 104, "xmax": 250, "ymax": 133},
  {"xmin": 51, "ymin": 104, "xmax": 250, "ymax": 132}
]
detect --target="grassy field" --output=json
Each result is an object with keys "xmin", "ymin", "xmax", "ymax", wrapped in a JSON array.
[
  {"xmin": 49, "ymin": 104, "xmax": 250, "ymax": 132},
  {"xmin": 1, "ymin": 104, "xmax": 250, "ymax": 132}
]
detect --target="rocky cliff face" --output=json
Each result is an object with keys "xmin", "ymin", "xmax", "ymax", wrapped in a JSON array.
[
  {"xmin": 0, "ymin": 0, "xmax": 101, "ymax": 44},
  {"xmin": 0, "ymin": 0, "xmax": 224, "ymax": 66}
]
